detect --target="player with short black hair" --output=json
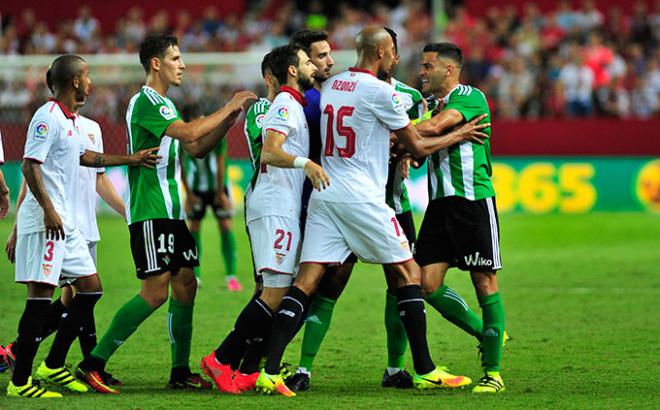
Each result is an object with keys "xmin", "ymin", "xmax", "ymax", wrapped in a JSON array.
[
  {"xmin": 139, "ymin": 34, "xmax": 179, "ymax": 73},
  {"xmin": 415, "ymin": 41, "xmax": 507, "ymax": 393},
  {"xmin": 7, "ymin": 54, "xmax": 158, "ymax": 398},
  {"xmin": 76, "ymin": 33, "xmax": 256, "ymax": 393},
  {"xmin": 202, "ymin": 45, "xmax": 326, "ymax": 395}
]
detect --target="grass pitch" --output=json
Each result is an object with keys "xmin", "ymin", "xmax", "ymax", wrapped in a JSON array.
[{"xmin": 0, "ymin": 212, "xmax": 658, "ymax": 409}]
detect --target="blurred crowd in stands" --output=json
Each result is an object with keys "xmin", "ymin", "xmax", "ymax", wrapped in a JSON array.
[{"xmin": 1, "ymin": 0, "xmax": 659, "ymax": 120}]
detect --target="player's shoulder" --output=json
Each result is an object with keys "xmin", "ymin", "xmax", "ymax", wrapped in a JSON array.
[
  {"xmin": 30, "ymin": 101, "xmax": 66, "ymax": 129},
  {"xmin": 449, "ymin": 84, "xmax": 486, "ymax": 100},
  {"xmin": 138, "ymin": 86, "xmax": 168, "ymax": 105},
  {"xmin": 392, "ymin": 78, "xmax": 423, "ymax": 99},
  {"xmin": 248, "ymin": 97, "xmax": 271, "ymax": 117}
]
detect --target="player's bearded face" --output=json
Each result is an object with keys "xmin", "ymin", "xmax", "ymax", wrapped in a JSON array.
[
  {"xmin": 297, "ymin": 50, "xmax": 317, "ymax": 91},
  {"xmin": 297, "ymin": 70, "xmax": 315, "ymax": 91},
  {"xmin": 377, "ymin": 45, "xmax": 397, "ymax": 80},
  {"xmin": 75, "ymin": 64, "xmax": 91, "ymax": 104},
  {"xmin": 310, "ymin": 41, "xmax": 334, "ymax": 83}
]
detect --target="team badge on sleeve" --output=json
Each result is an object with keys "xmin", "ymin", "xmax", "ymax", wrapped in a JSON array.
[
  {"xmin": 159, "ymin": 105, "xmax": 176, "ymax": 120},
  {"xmin": 391, "ymin": 92, "xmax": 402, "ymax": 108},
  {"xmin": 33, "ymin": 122, "xmax": 49, "ymax": 141},
  {"xmin": 256, "ymin": 113, "xmax": 266, "ymax": 127},
  {"xmin": 277, "ymin": 107, "xmax": 289, "ymax": 120}
]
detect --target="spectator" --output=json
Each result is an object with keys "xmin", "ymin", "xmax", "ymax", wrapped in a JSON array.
[
  {"xmin": 559, "ymin": 49, "xmax": 595, "ymax": 117},
  {"xmin": 73, "ymin": 5, "xmax": 100, "ymax": 43},
  {"xmin": 630, "ymin": 77, "xmax": 659, "ymax": 118}
]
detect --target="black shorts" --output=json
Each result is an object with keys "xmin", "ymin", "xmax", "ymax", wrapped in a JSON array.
[
  {"xmin": 415, "ymin": 196, "xmax": 502, "ymax": 272},
  {"xmin": 129, "ymin": 219, "xmax": 200, "ymax": 279},
  {"xmin": 186, "ymin": 189, "xmax": 233, "ymax": 220}
]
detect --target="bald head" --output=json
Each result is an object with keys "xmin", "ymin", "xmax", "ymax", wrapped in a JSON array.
[
  {"xmin": 355, "ymin": 26, "xmax": 393, "ymax": 59},
  {"xmin": 354, "ymin": 26, "xmax": 397, "ymax": 80}
]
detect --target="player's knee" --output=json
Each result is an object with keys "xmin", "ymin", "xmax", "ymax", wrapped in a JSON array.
[
  {"xmin": 472, "ymin": 272, "xmax": 498, "ymax": 296},
  {"xmin": 141, "ymin": 288, "xmax": 169, "ymax": 308}
]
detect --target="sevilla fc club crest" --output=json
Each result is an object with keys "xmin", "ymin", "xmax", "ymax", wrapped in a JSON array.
[
  {"xmin": 275, "ymin": 252, "xmax": 286, "ymax": 264},
  {"xmin": 400, "ymin": 241, "xmax": 410, "ymax": 251},
  {"xmin": 42, "ymin": 264, "xmax": 53, "ymax": 276}
]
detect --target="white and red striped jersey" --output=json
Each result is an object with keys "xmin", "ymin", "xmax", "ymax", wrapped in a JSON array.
[{"xmin": 314, "ymin": 68, "xmax": 410, "ymax": 203}]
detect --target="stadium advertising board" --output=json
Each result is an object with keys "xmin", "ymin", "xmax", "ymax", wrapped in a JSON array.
[{"xmin": 1, "ymin": 158, "xmax": 658, "ymax": 214}]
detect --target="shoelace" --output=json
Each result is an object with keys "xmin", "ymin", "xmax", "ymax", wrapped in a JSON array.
[{"xmin": 479, "ymin": 375, "xmax": 502, "ymax": 388}]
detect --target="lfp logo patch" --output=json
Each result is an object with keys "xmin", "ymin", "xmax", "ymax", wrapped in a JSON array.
[
  {"xmin": 391, "ymin": 92, "xmax": 402, "ymax": 106},
  {"xmin": 256, "ymin": 113, "xmax": 266, "ymax": 127},
  {"xmin": 159, "ymin": 105, "xmax": 176, "ymax": 120},
  {"xmin": 33, "ymin": 122, "xmax": 49, "ymax": 141},
  {"xmin": 277, "ymin": 107, "xmax": 289, "ymax": 120}
]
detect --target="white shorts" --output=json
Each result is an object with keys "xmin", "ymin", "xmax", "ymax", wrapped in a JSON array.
[
  {"xmin": 247, "ymin": 215, "xmax": 301, "ymax": 288},
  {"xmin": 87, "ymin": 241, "xmax": 98, "ymax": 265},
  {"xmin": 15, "ymin": 229, "xmax": 97, "ymax": 287},
  {"xmin": 300, "ymin": 198, "xmax": 413, "ymax": 265}
]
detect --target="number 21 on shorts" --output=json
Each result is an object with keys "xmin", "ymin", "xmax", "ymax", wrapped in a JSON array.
[{"xmin": 274, "ymin": 229, "xmax": 293, "ymax": 251}]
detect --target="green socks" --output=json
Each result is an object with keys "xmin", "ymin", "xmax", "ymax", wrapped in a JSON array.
[
  {"xmin": 426, "ymin": 285, "xmax": 483, "ymax": 341},
  {"xmin": 299, "ymin": 295, "xmax": 337, "ymax": 371},
  {"xmin": 91, "ymin": 295, "xmax": 155, "ymax": 361},
  {"xmin": 220, "ymin": 230, "xmax": 237, "ymax": 278},
  {"xmin": 192, "ymin": 228, "xmax": 237, "ymax": 279},
  {"xmin": 478, "ymin": 292, "xmax": 505, "ymax": 372},
  {"xmin": 191, "ymin": 230, "xmax": 201, "ymax": 278},
  {"xmin": 167, "ymin": 299, "xmax": 194, "ymax": 369},
  {"xmin": 384, "ymin": 291, "xmax": 408, "ymax": 368}
]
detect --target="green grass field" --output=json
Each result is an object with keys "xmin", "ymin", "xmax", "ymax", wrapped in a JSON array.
[{"xmin": 0, "ymin": 212, "xmax": 658, "ymax": 409}]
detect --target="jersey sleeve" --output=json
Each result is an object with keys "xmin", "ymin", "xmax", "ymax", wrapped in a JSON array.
[
  {"xmin": 263, "ymin": 99, "xmax": 295, "ymax": 138},
  {"xmin": 369, "ymin": 83, "xmax": 410, "ymax": 131},
  {"xmin": 136, "ymin": 96, "xmax": 181, "ymax": 139},
  {"xmin": 245, "ymin": 103, "xmax": 267, "ymax": 141},
  {"xmin": 23, "ymin": 111, "xmax": 60, "ymax": 163},
  {"xmin": 444, "ymin": 89, "xmax": 490, "ymax": 123}
]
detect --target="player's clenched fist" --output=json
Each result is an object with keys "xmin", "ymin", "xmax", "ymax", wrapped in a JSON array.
[{"xmin": 304, "ymin": 161, "xmax": 330, "ymax": 191}]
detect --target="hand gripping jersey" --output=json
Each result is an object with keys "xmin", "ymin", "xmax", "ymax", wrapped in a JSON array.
[
  {"xmin": 245, "ymin": 86, "xmax": 309, "ymax": 222},
  {"xmin": 428, "ymin": 84, "xmax": 494, "ymax": 201},
  {"xmin": 77, "ymin": 115, "xmax": 105, "ymax": 242},
  {"xmin": 18, "ymin": 100, "xmax": 85, "ymax": 235},
  {"xmin": 125, "ymin": 86, "xmax": 184, "ymax": 224},
  {"xmin": 314, "ymin": 68, "xmax": 410, "ymax": 203}
]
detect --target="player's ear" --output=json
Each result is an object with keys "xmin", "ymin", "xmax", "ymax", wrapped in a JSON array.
[
  {"xmin": 151, "ymin": 57, "xmax": 160, "ymax": 73},
  {"xmin": 72, "ymin": 75, "xmax": 80, "ymax": 89},
  {"xmin": 377, "ymin": 45, "xmax": 385, "ymax": 59},
  {"xmin": 287, "ymin": 64, "xmax": 297, "ymax": 79}
]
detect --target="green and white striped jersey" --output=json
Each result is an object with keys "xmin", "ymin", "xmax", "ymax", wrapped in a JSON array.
[
  {"xmin": 184, "ymin": 139, "xmax": 227, "ymax": 193},
  {"xmin": 428, "ymin": 84, "xmax": 494, "ymax": 201},
  {"xmin": 125, "ymin": 86, "xmax": 184, "ymax": 224},
  {"xmin": 243, "ymin": 97, "xmax": 271, "ymax": 190},
  {"xmin": 386, "ymin": 78, "xmax": 425, "ymax": 214}
]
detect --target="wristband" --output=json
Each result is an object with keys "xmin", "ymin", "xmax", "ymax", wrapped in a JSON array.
[{"xmin": 293, "ymin": 157, "xmax": 310, "ymax": 169}]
